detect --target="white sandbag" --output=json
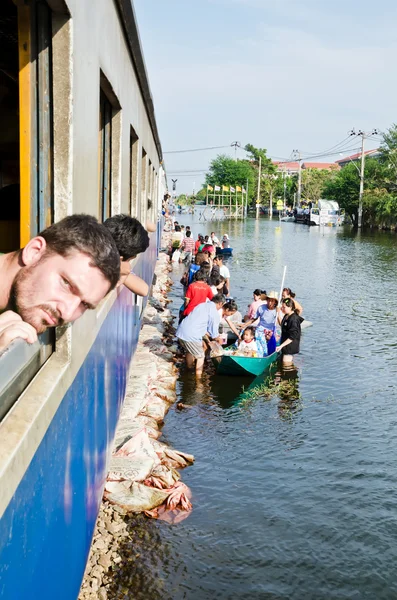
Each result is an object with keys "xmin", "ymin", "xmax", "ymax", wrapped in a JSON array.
[
  {"xmin": 105, "ymin": 481, "xmax": 169, "ymax": 512},
  {"xmin": 171, "ymin": 249, "xmax": 181, "ymax": 262}
]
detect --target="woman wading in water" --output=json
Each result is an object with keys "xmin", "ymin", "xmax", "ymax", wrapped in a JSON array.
[{"xmin": 277, "ymin": 297, "xmax": 301, "ymax": 365}]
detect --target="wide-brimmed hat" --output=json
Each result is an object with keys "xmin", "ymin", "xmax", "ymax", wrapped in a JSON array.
[
  {"xmin": 222, "ymin": 234, "xmax": 229, "ymax": 239},
  {"xmin": 266, "ymin": 290, "xmax": 279, "ymax": 304}
]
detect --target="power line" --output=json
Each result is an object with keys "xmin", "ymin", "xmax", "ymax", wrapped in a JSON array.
[{"xmin": 163, "ymin": 144, "xmax": 232, "ymax": 154}]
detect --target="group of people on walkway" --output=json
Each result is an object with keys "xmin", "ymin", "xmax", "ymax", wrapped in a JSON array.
[{"xmin": 170, "ymin": 223, "xmax": 303, "ymax": 376}]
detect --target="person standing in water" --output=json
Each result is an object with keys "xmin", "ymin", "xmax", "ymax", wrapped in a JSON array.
[{"xmin": 277, "ymin": 297, "xmax": 302, "ymax": 365}]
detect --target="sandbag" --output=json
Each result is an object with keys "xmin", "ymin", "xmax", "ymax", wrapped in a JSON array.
[
  {"xmin": 105, "ymin": 481, "xmax": 169, "ymax": 512},
  {"xmin": 171, "ymin": 249, "xmax": 181, "ymax": 262}
]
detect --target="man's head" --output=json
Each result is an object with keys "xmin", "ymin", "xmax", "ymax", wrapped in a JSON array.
[
  {"xmin": 103, "ymin": 214, "xmax": 149, "ymax": 261},
  {"xmin": 9, "ymin": 214, "xmax": 120, "ymax": 333},
  {"xmin": 185, "ymin": 230, "xmax": 192, "ymax": 238},
  {"xmin": 211, "ymin": 293, "xmax": 226, "ymax": 309},
  {"xmin": 213, "ymin": 255, "xmax": 223, "ymax": 266}
]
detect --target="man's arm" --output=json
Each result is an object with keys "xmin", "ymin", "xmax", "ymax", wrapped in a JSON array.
[
  {"xmin": 0, "ymin": 311, "xmax": 37, "ymax": 353},
  {"xmin": 123, "ymin": 273, "xmax": 149, "ymax": 297}
]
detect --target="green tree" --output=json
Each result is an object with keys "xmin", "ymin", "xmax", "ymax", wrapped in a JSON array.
[
  {"xmin": 301, "ymin": 167, "xmax": 338, "ymax": 204},
  {"xmin": 205, "ymin": 154, "xmax": 256, "ymax": 204},
  {"xmin": 244, "ymin": 143, "xmax": 277, "ymax": 207},
  {"xmin": 323, "ymin": 158, "xmax": 383, "ymax": 227}
]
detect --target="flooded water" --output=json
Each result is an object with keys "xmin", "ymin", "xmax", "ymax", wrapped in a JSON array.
[{"xmin": 119, "ymin": 215, "xmax": 397, "ymax": 599}]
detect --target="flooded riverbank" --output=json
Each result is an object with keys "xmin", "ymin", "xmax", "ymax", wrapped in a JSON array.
[{"xmin": 122, "ymin": 216, "xmax": 397, "ymax": 599}]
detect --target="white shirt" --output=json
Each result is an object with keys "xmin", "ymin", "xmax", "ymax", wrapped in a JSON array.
[
  {"xmin": 237, "ymin": 339, "xmax": 258, "ymax": 354},
  {"xmin": 219, "ymin": 265, "xmax": 230, "ymax": 279}
]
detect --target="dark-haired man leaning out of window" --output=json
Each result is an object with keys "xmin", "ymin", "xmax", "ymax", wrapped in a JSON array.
[{"xmin": 0, "ymin": 214, "xmax": 120, "ymax": 353}]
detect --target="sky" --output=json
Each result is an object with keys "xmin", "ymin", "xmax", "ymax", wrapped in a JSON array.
[{"xmin": 133, "ymin": 0, "xmax": 397, "ymax": 194}]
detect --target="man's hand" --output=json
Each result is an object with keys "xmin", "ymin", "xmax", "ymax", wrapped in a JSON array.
[{"xmin": 0, "ymin": 311, "xmax": 38, "ymax": 353}]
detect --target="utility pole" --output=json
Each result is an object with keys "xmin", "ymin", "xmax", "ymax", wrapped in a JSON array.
[
  {"xmin": 293, "ymin": 149, "xmax": 302, "ymax": 205},
  {"xmin": 256, "ymin": 156, "xmax": 262, "ymax": 219},
  {"xmin": 349, "ymin": 128, "xmax": 378, "ymax": 228},
  {"xmin": 231, "ymin": 141, "xmax": 241, "ymax": 161}
]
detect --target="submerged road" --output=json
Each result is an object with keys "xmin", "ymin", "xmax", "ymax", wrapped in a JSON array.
[{"xmin": 117, "ymin": 215, "xmax": 397, "ymax": 600}]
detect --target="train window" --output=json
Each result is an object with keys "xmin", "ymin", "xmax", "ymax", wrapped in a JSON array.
[
  {"xmin": 99, "ymin": 90, "xmax": 112, "ymax": 222},
  {"xmin": 129, "ymin": 126, "xmax": 139, "ymax": 216},
  {"xmin": 0, "ymin": 0, "xmax": 56, "ymax": 417},
  {"xmin": 141, "ymin": 147, "xmax": 147, "ymax": 222},
  {"xmin": 99, "ymin": 75, "xmax": 121, "ymax": 221},
  {"xmin": 0, "ymin": 0, "xmax": 54, "ymax": 251}
]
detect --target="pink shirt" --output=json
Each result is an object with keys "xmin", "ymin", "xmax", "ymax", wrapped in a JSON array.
[{"xmin": 248, "ymin": 299, "xmax": 266, "ymax": 320}]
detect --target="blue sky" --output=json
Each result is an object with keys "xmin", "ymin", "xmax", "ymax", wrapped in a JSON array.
[{"xmin": 134, "ymin": 0, "xmax": 397, "ymax": 193}]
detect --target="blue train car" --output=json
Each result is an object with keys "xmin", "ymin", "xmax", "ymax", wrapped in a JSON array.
[{"xmin": 0, "ymin": 1, "xmax": 165, "ymax": 598}]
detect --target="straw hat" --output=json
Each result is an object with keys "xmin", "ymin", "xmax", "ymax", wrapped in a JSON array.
[
  {"xmin": 222, "ymin": 234, "xmax": 229, "ymax": 239},
  {"xmin": 266, "ymin": 290, "xmax": 279, "ymax": 304}
]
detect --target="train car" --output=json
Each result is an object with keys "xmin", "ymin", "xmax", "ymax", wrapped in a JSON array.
[{"xmin": 0, "ymin": 1, "xmax": 165, "ymax": 598}]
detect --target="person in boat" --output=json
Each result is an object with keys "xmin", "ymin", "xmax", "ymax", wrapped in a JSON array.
[
  {"xmin": 244, "ymin": 289, "xmax": 266, "ymax": 321},
  {"xmin": 176, "ymin": 293, "xmax": 226, "ymax": 376},
  {"xmin": 276, "ymin": 297, "xmax": 301, "ymax": 365},
  {"xmin": 213, "ymin": 255, "xmax": 230, "ymax": 295},
  {"xmin": 235, "ymin": 326, "xmax": 258, "ymax": 357},
  {"xmin": 219, "ymin": 299, "xmax": 242, "ymax": 344},
  {"xmin": 222, "ymin": 234, "xmax": 230, "ymax": 249},
  {"xmin": 243, "ymin": 291, "xmax": 279, "ymax": 357},
  {"xmin": 282, "ymin": 288, "xmax": 303, "ymax": 315},
  {"xmin": 210, "ymin": 231, "xmax": 220, "ymax": 247},
  {"xmin": 184, "ymin": 270, "xmax": 214, "ymax": 317}
]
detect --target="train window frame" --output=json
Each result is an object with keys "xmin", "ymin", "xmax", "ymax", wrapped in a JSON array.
[
  {"xmin": 0, "ymin": 0, "xmax": 66, "ymax": 419},
  {"xmin": 129, "ymin": 126, "xmax": 139, "ymax": 216},
  {"xmin": 140, "ymin": 147, "xmax": 147, "ymax": 223},
  {"xmin": 99, "ymin": 72, "xmax": 121, "ymax": 222}
]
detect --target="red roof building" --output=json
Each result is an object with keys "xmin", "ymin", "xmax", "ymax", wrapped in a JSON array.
[
  {"xmin": 302, "ymin": 162, "xmax": 340, "ymax": 170},
  {"xmin": 335, "ymin": 149, "xmax": 380, "ymax": 167}
]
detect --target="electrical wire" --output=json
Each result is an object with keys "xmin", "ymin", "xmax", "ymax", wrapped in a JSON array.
[{"xmin": 163, "ymin": 144, "xmax": 231, "ymax": 154}]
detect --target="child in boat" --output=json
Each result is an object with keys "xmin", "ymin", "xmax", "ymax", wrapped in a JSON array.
[{"xmin": 235, "ymin": 326, "xmax": 258, "ymax": 357}]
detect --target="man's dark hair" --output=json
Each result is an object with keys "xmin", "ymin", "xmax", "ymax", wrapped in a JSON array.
[
  {"xmin": 186, "ymin": 226, "xmax": 191, "ymax": 231},
  {"xmin": 214, "ymin": 255, "xmax": 223, "ymax": 263},
  {"xmin": 40, "ymin": 214, "xmax": 120, "ymax": 290},
  {"xmin": 186, "ymin": 230, "xmax": 191, "ymax": 238},
  {"xmin": 194, "ymin": 269, "xmax": 207, "ymax": 282},
  {"xmin": 212, "ymin": 293, "xmax": 226, "ymax": 305},
  {"xmin": 174, "ymin": 225, "xmax": 181, "ymax": 232},
  {"xmin": 103, "ymin": 214, "xmax": 149, "ymax": 260}
]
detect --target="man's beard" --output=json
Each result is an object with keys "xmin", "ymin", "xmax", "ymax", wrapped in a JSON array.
[{"xmin": 9, "ymin": 268, "xmax": 64, "ymax": 333}]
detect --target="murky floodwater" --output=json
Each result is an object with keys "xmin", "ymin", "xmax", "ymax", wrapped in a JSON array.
[{"xmin": 115, "ymin": 214, "xmax": 397, "ymax": 600}]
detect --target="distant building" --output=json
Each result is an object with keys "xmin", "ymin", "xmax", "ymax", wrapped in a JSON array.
[
  {"xmin": 272, "ymin": 161, "xmax": 300, "ymax": 175},
  {"xmin": 272, "ymin": 161, "xmax": 340, "ymax": 175},
  {"xmin": 335, "ymin": 149, "xmax": 380, "ymax": 168},
  {"xmin": 301, "ymin": 162, "xmax": 340, "ymax": 171}
]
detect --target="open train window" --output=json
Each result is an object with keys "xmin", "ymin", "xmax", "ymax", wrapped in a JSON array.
[
  {"xmin": 129, "ymin": 126, "xmax": 139, "ymax": 216},
  {"xmin": 0, "ymin": 0, "xmax": 55, "ymax": 419},
  {"xmin": 99, "ymin": 90, "xmax": 112, "ymax": 222},
  {"xmin": 99, "ymin": 75, "xmax": 120, "ymax": 222},
  {"xmin": 0, "ymin": 0, "xmax": 20, "ymax": 252},
  {"xmin": 141, "ymin": 147, "xmax": 147, "ymax": 223}
]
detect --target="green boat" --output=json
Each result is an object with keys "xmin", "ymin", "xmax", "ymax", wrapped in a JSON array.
[{"xmin": 213, "ymin": 350, "xmax": 279, "ymax": 377}]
